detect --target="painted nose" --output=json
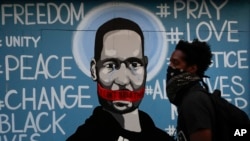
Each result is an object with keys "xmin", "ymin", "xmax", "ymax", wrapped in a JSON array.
[{"xmin": 114, "ymin": 63, "xmax": 130, "ymax": 86}]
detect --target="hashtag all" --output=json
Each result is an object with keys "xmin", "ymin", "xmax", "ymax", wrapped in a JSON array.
[{"xmin": 145, "ymin": 85, "xmax": 154, "ymax": 95}]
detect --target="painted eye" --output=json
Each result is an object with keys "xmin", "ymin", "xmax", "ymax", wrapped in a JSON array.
[
  {"xmin": 104, "ymin": 62, "xmax": 117, "ymax": 70},
  {"xmin": 128, "ymin": 61, "xmax": 142, "ymax": 69},
  {"xmin": 133, "ymin": 62, "xmax": 141, "ymax": 67}
]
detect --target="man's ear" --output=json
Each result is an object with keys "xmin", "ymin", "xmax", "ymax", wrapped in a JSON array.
[
  {"xmin": 90, "ymin": 59, "xmax": 97, "ymax": 81},
  {"xmin": 188, "ymin": 64, "xmax": 198, "ymax": 73}
]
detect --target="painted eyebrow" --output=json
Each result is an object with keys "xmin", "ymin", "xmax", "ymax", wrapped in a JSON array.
[
  {"xmin": 99, "ymin": 57, "xmax": 145, "ymax": 66},
  {"xmin": 99, "ymin": 58, "xmax": 119, "ymax": 64}
]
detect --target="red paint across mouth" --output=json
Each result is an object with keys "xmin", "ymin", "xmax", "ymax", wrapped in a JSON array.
[{"xmin": 97, "ymin": 84, "xmax": 145, "ymax": 102}]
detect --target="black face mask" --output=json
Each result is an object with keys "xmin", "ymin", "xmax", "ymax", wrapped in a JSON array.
[
  {"xmin": 166, "ymin": 66, "xmax": 185, "ymax": 82},
  {"xmin": 166, "ymin": 66, "xmax": 201, "ymax": 105}
]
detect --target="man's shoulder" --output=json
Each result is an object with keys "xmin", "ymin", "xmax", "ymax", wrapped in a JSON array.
[
  {"xmin": 185, "ymin": 84, "xmax": 208, "ymax": 100},
  {"xmin": 181, "ymin": 84, "xmax": 212, "ymax": 109}
]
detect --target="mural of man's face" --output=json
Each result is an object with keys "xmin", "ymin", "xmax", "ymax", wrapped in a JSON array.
[{"xmin": 92, "ymin": 29, "xmax": 147, "ymax": 113}]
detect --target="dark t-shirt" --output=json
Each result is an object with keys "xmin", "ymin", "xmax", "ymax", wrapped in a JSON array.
[
  {"xmin": 66, "ymin": 106, "xmax": 173, "ymax": 141},
  {"xmin": 177, "ymin": 83, "xmax": 215, "ymax": 141}
]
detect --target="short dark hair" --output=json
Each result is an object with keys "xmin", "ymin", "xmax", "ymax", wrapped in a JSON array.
[
  {"xmin": 94, "ymin": 18, "xmax": 144, "ymax": 61},
  {"xmin": 175, "ymin": 39, "xmax": 212, "ymax": 77}
]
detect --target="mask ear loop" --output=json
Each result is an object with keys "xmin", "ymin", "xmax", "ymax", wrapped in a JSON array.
[{"xmin": 200, "ymin": 75, "xmax": 210, "ymax": 91}]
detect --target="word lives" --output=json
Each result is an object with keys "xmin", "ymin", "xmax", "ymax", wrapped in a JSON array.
[{"xmin": 146, "ymin": 78, "xmax": 248, "ymax": 120}]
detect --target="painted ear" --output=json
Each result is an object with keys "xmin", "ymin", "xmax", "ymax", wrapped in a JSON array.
[
  {"xmin": 144, "ymin": 56, "xmax": 148, "ymax": 67},
  {"xmin": 90, "ymin": 59, "xmax": 97, "ymax": 81}
]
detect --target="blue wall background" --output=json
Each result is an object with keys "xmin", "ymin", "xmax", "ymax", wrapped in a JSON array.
[{"xmin": 0, "ymin": 0, "xmax": 249, "ymax": 140}]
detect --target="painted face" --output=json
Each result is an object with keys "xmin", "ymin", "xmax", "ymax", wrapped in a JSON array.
[{"xmin": 96, "ymin": 30, "xmax": 147, "ymax": 113}]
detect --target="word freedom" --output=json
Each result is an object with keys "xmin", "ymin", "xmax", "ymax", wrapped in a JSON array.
[{"xmin": 1, "ymin": 2, "xmax": 84, "ymax": 25}]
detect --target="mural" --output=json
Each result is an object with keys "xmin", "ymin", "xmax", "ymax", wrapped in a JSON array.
[
  {"xmin": 67, "ymin": 17, "xmax": 172, "ymax": 141},
  {"xmin": 0, "ymin": 0, "xmax": 249, "ymax": 140}
]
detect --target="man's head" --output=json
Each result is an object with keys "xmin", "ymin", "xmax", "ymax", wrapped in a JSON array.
[
  {"xmin": 166, "ymin": 39, "xmax": 212, "ymax": 105},
  {"xmin": 90, "ymin": 18, "xmax": 148, "ymax": 113},
  {"xmin": 168, "ymin": 39, "xmax": 212, "ymax": 79}
]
